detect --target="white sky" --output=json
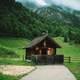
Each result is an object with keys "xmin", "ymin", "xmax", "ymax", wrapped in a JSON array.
[
  {"xmin": 16, "ymin": 0, "xmax": 80, "ymax": 10},
  {"xmin": 51, "ymin": 0, "xmax": 80, "ymax": 10},
  {"xmin": 36, "ymin": 0, "xmax": 47, "ymax": 6}
]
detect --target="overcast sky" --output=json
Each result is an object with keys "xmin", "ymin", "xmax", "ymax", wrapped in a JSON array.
[{"xmin": 16, "ymin": 0, "xmax": 80, "ymax": 10}]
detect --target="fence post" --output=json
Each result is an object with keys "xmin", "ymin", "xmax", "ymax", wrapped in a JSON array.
[{"xmin": 69, "ymin": 56, "xmax": 71, "ymax": 63}]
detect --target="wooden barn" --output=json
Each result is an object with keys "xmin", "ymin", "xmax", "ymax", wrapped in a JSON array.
[{"xmin": 24, "ymin": 34, "xmax": 64, "ymax": 64}]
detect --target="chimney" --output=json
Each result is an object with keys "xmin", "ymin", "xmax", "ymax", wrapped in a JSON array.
[{"xmin": 42, "ymin": 31, "xmax": 48, "ymax": 36}]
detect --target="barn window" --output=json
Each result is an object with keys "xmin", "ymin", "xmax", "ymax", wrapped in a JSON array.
[
  {"xmin": 35, "ymin": 47, "xmax": 39, "ymax": 51},
  {"xmin": 48, "ymin": 48, "xmax": 54, "ymax": 56}
]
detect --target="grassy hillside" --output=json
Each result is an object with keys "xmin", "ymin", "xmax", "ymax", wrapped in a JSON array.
[
  {"xmin": 0, "ymin": 37, "xmax": 80, "ymax": 80},
  {"xmin": 0, "ymin": 37, "xmax": 80, "ymax": 58},
  {"xmin": 0, "ymin": 1, "xmax": 46, "ymax": 39},
  {"xmin": 0, "ymin": 73, "xmax": 18, "ymax": 80},
  {"xmin": 0, "ymin": 1, "xmax": 59, "ymax": 39},
  {"xmin": 0, "ymin": 37, "xmax": 29, "ymax": 58},
  {"xmin": 54, "ymin": 37, "xmax": 80, "ymax": 57}
]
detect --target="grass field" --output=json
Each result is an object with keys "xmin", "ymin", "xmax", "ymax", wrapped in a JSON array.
[
  {"xmin": 65, "ymin": 62, "xmax": 80, "ymax": 80},
  {"xmin": 54, "ymin": 37, "xmax": 80, "ymax": 57},
  {"xmin": 0, "ymin": 37, "xmax": 80, "ymax": 80},
  {"xmin": 0, "ymin": 37, "xmax": 30, "ymax": 58},
  {"xmin": 0, "ymin": 73, "xmax": 19, "ymax": 80}
]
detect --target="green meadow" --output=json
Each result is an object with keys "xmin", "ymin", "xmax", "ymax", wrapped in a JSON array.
[
  {"xmin": 0, "ymin": 37, "xmax": 29, "ymax": 59},
  {"xmin": 54, "ymin": 37, "xmax": 80, "ymax": 57},
  {"xmin": 0, "ymin": 73, "xmax": 19, "ymax": 80}
]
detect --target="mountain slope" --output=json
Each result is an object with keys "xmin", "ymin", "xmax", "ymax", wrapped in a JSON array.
[
  {"xmin": 0, "ymin": 1, "xmax": 49, "ymax": 39},
  {"xmin": 0, "ymin": 1, "xmax": 64, "ymax": 39},
  {"xmin": 36, "ymin": 5, "xmax": 80, "ymax": 27},
  {"xmin": 35, "ymin": 5, "xmax": 80, "ymax": 43},
  {"xmin": 0, "ymin": 1, "xmax": 80, "ymax": 43}
]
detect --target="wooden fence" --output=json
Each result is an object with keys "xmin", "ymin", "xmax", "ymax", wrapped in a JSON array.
[
  {"xmin": 26, "ymin": 55, "xmax": 64, "ymax": 65},
  {"xmin": 26, "ymin": 56, "xmax": 80, "ymax": 64},
  {"xmin": 64, "ymin": 57, "xmax": 80, "ymax": 63}
]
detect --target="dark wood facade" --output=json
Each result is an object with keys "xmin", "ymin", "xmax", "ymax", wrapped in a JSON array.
[{"xmin": 24, "ymin": 34, "xmax": 64, "ymax": 64}]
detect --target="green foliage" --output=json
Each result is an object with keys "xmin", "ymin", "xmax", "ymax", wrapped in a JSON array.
[
  {"xmin": 0, "ymin": 2, "xmax": 50, "ymax": 39},
  {"xmin": 0, "ymin": 37, "xmax": 29, "ymax": 58},
  {"xmin": 65, "ymin": 62, "xmax": 80, "ymax": 80},
  {"xmin": 64, "ymin": 32, "xmax": 68, "ymax": 42},
  {"xmin": 36, "ymin": 6, "xmax": 80, "ymax": 44},
  {"xmin": 0, "ymin": 58, "xmax": 33, "ymax": 65},
  {"xmin": 54, "ymin": 37, "xmax": 80, "ymax": 57},
  {"xmin": 68, "ymin": 28, "xmax": 80, "ymax": 44},
  {"xmin": 0, "ymin": 73, "xmax": 18, "ymax": 80},
  {"xmin": 0, "ymin": 1, "xmax": 70, "ymax": 40},
  {"xmin": 0, "ymin": 0, "xmax": 15, "ymax": 6},
  {"xmin": 0, "ymin": 46, "xmax": 18, "ymax": 58},
  {"xmin": 0, "ymin": 37, "xmax": 29, "ymax": 48}
]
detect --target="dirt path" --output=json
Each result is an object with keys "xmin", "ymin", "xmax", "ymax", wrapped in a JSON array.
[{"xmin": 21, "ymin": 65, "xmax": 76, "ymax": 80}]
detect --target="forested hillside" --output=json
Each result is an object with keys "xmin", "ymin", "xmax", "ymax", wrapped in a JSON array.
[
  {"xmin": 0, "ymin": 0, "xmax": 48, "ymax": 39},
  {"xmin": 36, "ymin": 6, "xmax": 80, "ymax": 43},
  {"xmin": 0, "ymin": 0, "xmax": 80, "ymax": 43}
]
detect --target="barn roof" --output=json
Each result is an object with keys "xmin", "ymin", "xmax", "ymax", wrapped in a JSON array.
[{"xmin": 25, "ymin": 34, "xmax": 61, "ymax": 49}]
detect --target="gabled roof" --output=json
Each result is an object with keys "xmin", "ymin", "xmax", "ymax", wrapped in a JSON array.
[{"xmin": 25, "ymin": 34, "xmax": 61, "ymax": 49}]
